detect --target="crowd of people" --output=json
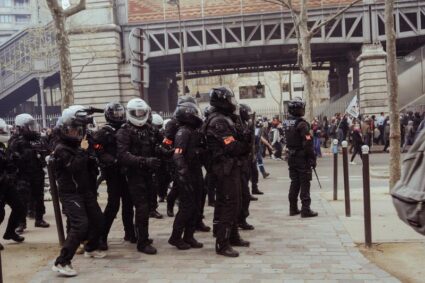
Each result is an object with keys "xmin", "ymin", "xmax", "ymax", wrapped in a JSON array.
[
  {"xmin": 0, "ymin": 88, "xmax": 320, "ymax": 278},
  {"xmin": 256, "ymin": 110, "xmax": 425, "ymax": 165}
]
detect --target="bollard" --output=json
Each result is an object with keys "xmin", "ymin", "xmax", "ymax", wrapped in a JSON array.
[
  {"xmin": 332, "ymin": 139, "xmax": 339, "ymax": 200},
  {"xmin": 362, "ymin": 145, "xmax": 372, "ymax": 248},
  {"xmin": 47, "ymin": 156, "xmax": 65, "ymax": 246},
  {"xmin": 341, "ymin": 141, "xmax": 351, "ymax": 217},
  {"xmin": 0, "ymin": 249, "xmax": 3, "ymax": 283}
]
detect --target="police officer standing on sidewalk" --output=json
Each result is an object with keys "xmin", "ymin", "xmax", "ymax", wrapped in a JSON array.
[
  {"xmin": 205, "ymin": 87, "xmax": 250, "ymax": 257},
  {"xmin": 168, "ymin": 102, "xmax": 204, "ymax": 250},
  {"xmin": 116, "ymin": 98, "xmax": 161, "ymax": 255},
  {"xmin": 94, "ymin": 102, "xmax": 135, "ymax": 250},
  {"xmin": 283, "ymin": 98, "xmax": 318, "ymax": 218}
]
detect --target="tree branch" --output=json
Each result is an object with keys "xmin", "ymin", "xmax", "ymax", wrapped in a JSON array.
[
  {"xmin": 309, "ymin": 0, "xmax": 362, "ymax": 36},
  {"xmin": 45, "ymin": 0, "xmax": 64, "ymax": 15},
  {"xmin": 64, "ymin": 0, "xmax": 86, "ymax": 17}
]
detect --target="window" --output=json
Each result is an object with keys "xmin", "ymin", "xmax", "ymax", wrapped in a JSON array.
[
  {"xmin": 0, "ymin": 15, "xmax": 13, "ymax": 23},
  {"xmin": 15, "ymin": 15, "xmax": 30, "ymax": 23},
  {"xmin": 293, "ymin": 82, "xmax": 304, "ymax": 92},
  {"xmin": 0, "ymin": 0, "xmax": 12, "ymax": 7},
  {"xmin": 14, "ymin": 0, "xmax": 29, "ymax": 7},
  {"xmin": 239, "ymin": 85, "xmax": 265, "ymax": 99}
]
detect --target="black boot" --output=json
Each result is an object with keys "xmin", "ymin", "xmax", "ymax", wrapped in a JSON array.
[
  {"xmin": 149, "ymin": 210, "xmax": 163, "ymax": 219},
  {"xmin": 289, "ymin": 208, "xmax": 301, "ymax": 216},
  {"xmin": 168, "ymin": 229, "xmax": 190, "ymax": 250},
  {"xmin": 238, "ymin": 221, "xmax": 255, "ymax": 230},
  {"xmin": 230, "ymin": 237, "xmax": 250, "ymax": 247},
  {"xmin": 137, "ymin": 244, "xmax": 157, "ymax": 254},
  {"xmin": 249, "ymin": 195, "xmax": 258, "ymax": 201},
  {"xmin": 261, "ymin": 172, "xmax": 270, "ymax": 179},
  {"xmin": 217, "ymin": 245, "xmax": 239, "ymax": 257},
  {"xmin": 301, "ymin": 209, "xmax": 318, "ymax": 218},
  {"xmin": 35, "ymin": 219, "xmax": 50, "ymax": 228},
  {"xmin": 252, "ymin": 188, "xmax": 264, "ymax": 195},
  {"xmin": 0, "ymin": 243, "xmax": 3, "ymax": 250},
  {"xmin": 3, "ymin": 232, "xmax": 25, "ymax": 243},
  {"xmin": 196, "ymin": 220, "xmax": 211, "ymax": 232},
  {"xmin": 183, "ymin": 229, "xmax": 203, "ymax": 249}
]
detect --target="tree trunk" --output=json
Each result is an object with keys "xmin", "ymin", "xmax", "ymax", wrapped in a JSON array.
[
  {"xmin": 288, "ymin": 70, "xmax": 293, "ymax": 100},
  {"xmin": 54, "ymin": 15, "xmax": 74, "ymax": 109},
  {"xmin": 385, "ymin": 0, "xmax": 401, "ymax": 189},
  {"xmin": 299, "ymin": 0, "xmax": 314, "ymax": 122}
]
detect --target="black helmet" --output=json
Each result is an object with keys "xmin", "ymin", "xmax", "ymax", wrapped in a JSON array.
[
  {"xmin": 239, "ymin": 104, "xmax": 252, "ymax": 122},
  {"xmin": 105, "ymin": 102, "xmax": 125, "ymax": 127},
  {"xmin": 59, "ymin": 106, "xmax": 89, "ymax": 144},
  {"xmin": 288, "ymin": 97, "xmax": 306, "ymax": 117},
  {"xmin": 178, "ymin": 95, "xmax": 197, "ymax": 106},
  {"xmin": 203, "ymin": 105, "xmax": 216, "ymax": 119},
  {"xmin": 174, "ymin": 102, "xmax": 203, "ymax": 128},
  {"xmin": 209, "ymin": 87, "xmax": 238, "ymax": 114}
]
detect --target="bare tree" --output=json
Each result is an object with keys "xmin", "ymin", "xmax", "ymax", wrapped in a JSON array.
[
  {"xmin": 264, "ymin": 71, "xmax": 290, "ymax": 120},
  {"xmin": 385, "ymin": 0, "xmax": 401, "ymax": 189},
  {"xmin": 45, "ymin": 0, "xmax": 86, "ymax": 109},
  {"xmin": 263, "ymin": 0, "xmax": 361, "ymax": 121}
]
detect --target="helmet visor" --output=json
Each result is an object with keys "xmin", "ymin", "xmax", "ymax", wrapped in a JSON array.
[
  {"xmin": 130, "ymin": 109, "xmax": 148, "ymax": 119},
  {"xmin": 27, "ymin": 120, "xmax": 39, "ymax": 132},
  {"xmin": 63, "ymin": 125, "xmax": 85, "ymax": 140},
  {"xmin": 112, "ymin": 108, "xmax": 125, "ymax": 120}
]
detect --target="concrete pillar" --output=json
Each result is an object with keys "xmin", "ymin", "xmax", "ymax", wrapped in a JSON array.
[
  {"xmin": 352, "ymin": 63, "xmax": 360, "ymax": 90},
  {"xmin": 336, "ymin": 61, "xmax": 350, "ymax": 97},
  {"xmin": 357, "ymin": 43, "xmax": 388, "ymax": 117},
  {"xmin": 68, "ymin": 0, "xmax": 138, "ymax": 118},
  {"xmin": 328, "ymin": 67, "xmax": 339, "ymax": 100}
]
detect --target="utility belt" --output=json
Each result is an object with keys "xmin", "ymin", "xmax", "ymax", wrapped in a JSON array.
[{"xmin": 287, "ymin": 148, "xmax": 305, "ymax": 157}]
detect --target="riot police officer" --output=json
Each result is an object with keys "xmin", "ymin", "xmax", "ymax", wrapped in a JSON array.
[
  {"xmin": 52, "ymin": 107, "xmax": 106, "ymax": 277},
  {"xmin": 237, "ymin": 104, "xmax": 255, "ymax": 230},
  {"xmin": 0, "ymin": 119, "xmax": 25, "ymax": 246},
  {"xmin": 94, "ymin": 102, "xmax": 135, "ymax": 250},
  {"xmin": 116, "ymin": 98, "xmax": 160, "ymax": 255},
  {"xmin": 283, "ymin": 98, "xmax": 318, "ymax": 218},
  {"xmin": 205, "ymin": 87, "xmax": 250, "ymax": 257},
  {"xmin": 8, "ymin": 114, "xmax": 50, "ymax": 233},
  {"xmin": 168, "ymin": 102, "xmax": 204, "ymax": 250}
]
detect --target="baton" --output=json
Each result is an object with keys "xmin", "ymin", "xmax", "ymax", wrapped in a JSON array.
[{"xmin": 313, "ymin": 167, "xmax": 322, "ymax": 189}]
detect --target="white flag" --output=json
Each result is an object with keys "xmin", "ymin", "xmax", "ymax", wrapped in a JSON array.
[
  {"xmin": 345, "ymin": 95, "xmax": 359, "ymax": 118},
  {"xmin": 62, "ymin": 0, "xmax": 70, "ymax": 10}
]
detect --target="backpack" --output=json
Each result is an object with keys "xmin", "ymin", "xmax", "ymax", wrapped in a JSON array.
[{"xmin": 391, "ymin": 129, "xmax": 425, "ymax": 235}]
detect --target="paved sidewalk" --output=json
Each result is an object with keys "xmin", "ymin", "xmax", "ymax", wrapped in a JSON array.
[{"xmin": 30, "ymin": 161, "xmax": 399, "ymax": 283}]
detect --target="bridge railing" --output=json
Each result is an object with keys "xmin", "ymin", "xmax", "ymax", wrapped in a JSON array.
[{"xmin": 0, "ymin": 23, "xmax": 59, "ymax": 98}]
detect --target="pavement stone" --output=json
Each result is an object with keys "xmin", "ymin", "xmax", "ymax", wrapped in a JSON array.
[{"xmin": 30, "ymin": 159, "xmax": 399, "ymax": 283}]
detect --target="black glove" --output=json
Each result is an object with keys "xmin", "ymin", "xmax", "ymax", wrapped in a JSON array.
[
  {"xmin": 142, "ymin": 157, "xmax": 161, "ymax": 170},
  {"xmin": 309, "ymin": 158, "xmax": 317, "ymax": 169}
]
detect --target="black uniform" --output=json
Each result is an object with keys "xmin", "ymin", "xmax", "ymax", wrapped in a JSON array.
[
  {"xmin": 283, "ymin": 116, "xmax": 317, "ymax": 215},
  {"xmin": 116, "ymin": 123, "xmax": 159, "ymax": 253},
  {"xmin": 8, "ymin": 134, "xmax": 46, "ymax": 225},
  {"xmin": 205, "ymin": 110, "xmax": 250, "ymax": 253},
  {"xmin": 234, "ymin": 118, "xmax": 254, "ymax": 228},
  {"xmin": 0, "ymin": 143, "xmax": 25, "ymax": 240},
  {"xmin": 169, "ymin": 125, "xmax": 204, "ymax": 245},
  {"xmin": 93, "ymin": 124, "xmax": 135, "ymax": 243},
  {"xmin": 53, "ymin": 141, "xmax": 104, "ymax": 266}
]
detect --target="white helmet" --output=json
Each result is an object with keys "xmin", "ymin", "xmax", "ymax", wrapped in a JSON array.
[
  {"xmin": 126, "ymin": 98, "xmax": 151, "ymax": 127},
  {"xmin": 15, "ymin": 113, "xmax": 37, "ymax": 130},
  {"xmin": 163, "ymin": 118, "xmax": 171, "ymax": 129},
  {"xmin": 0, "ymin": 118, "xmax": 10, "ymax": 144},
  {"xmin": 152, "ymin": 113, "xmax": 164, "ymax": 127}
]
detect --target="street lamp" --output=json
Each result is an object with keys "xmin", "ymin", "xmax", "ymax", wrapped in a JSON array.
[{"xmin": 167, "ymin": 0, "xmax": 186, "ymax": 96}]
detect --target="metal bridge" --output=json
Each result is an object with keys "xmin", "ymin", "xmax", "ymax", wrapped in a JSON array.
[
  {"xmin": 2, "ymin": 0, "xmax": 425, "ymax": 114},
  {"xmin": 0, "ymin": 23, "xmax": 59, "ymax": 115},
  {"xmin": 128, "ymin": 0, "xmax": 425, "ymax": 85}
]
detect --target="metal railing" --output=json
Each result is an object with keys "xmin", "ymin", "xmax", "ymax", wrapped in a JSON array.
[{"xmin": 0, "ymin": 22, "xmax": 59, "ymax": 100}]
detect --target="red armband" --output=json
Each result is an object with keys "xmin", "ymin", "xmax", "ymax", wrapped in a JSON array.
[
  {"xmin": 163, "ymin": 138, "xmax": 173, "ymax": 146},
  {"xmin": 175, "ymin": 148, "xmax": 183, "ymax": 154},
  {"xmin": 305, "ymin": 135, "xmax": 312, "ymax": 141},
  {"xmin": 223, "ymin": 136, "xmax": 236, "ymax": 145},
  {"xmin": 93, "ymin": 143, "xmax": 103, "ymax": 150}
]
